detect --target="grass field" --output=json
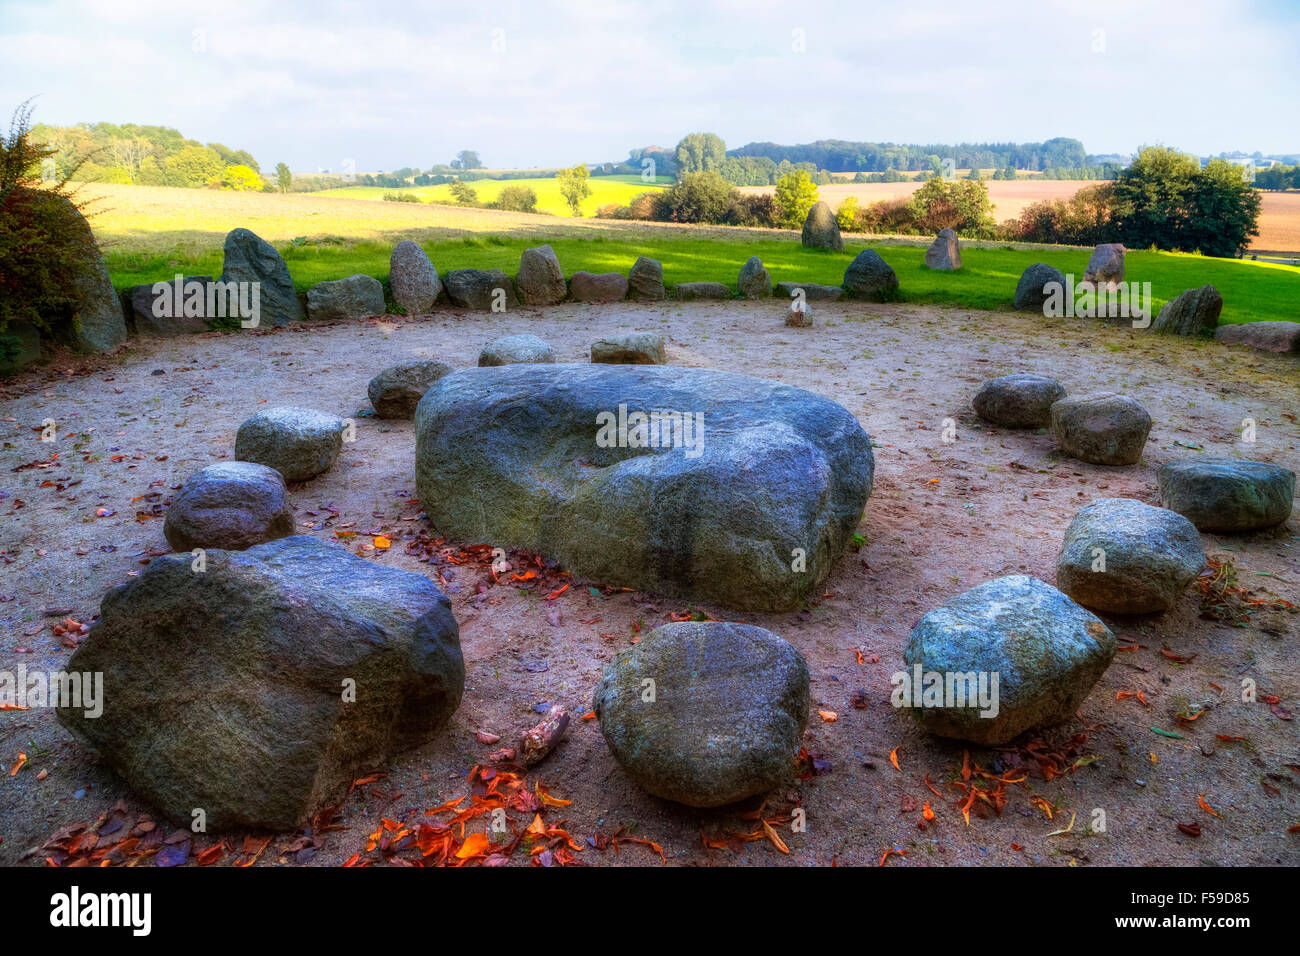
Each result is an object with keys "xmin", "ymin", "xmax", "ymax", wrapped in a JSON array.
[
  {"xmin": 84, "ymin": 184, "xmax": 1300, "ymax": 326},
  {"xmin": 316, "ymin": 173, "xmax": 671, "ymax": 217},
  {"xmin": 744, "ymin": 180, "xmax": 1300, "ymax": 254}
]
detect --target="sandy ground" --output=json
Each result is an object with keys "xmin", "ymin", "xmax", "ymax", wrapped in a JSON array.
[
  {"xmin": 1, "ymin": 300, "xmax": 1297, "ymax": 867},
  {"xmin": 741, "ymin": 180, "xmax": 1300, "ymax": 255}
]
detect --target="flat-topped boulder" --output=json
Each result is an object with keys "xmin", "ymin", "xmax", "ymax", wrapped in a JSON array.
[
  {"xmin": 221, "ymin": 227, "xmax": 305, "ymax": 326},
  {"xmin": 414, "ymin": 364, "xmax": 875, "ymax": 611},
  {"xmin": 801, "ymin": 201, "xmax": 844, "ymax": 251},
  {"xmin": 775, "ymin": 281, "xmax": 842, "ymax": 302},
  {"xmin": 478, "ymin": 333, "xmax": 556, "ymax": 366},
  {"xmin": 924, "ymin": 228, "xmax": 962, "ymax": 270},
  {"xmin": 842, "ymin": 250, "xmax": 899, "ymax": 301},
  {"xmin": 590, "ymin": 332, "xmax": 666, "ymax": 365},
  {"xmin": 627, "ymin": 257, "xmax": 666, "ymax": 300},
  {"xmin": 973, "ymin": 374, "xmax": 1066, "ymax": 428},
  {"xmin": 902, "ymin": 575, "xmax": 1116, "ymax": 745},
  {"xmin": 1049, "ymin": 392, "xmax": 1151, "ymax": 465},
  {"xmin": 1158, "ymin": 459, "xmax": 1295, "ymax": 533},
  {"xmin": 1014, "ymin": 263, "xmax": 1067, "ymax": 312},
  {"xmin": 368, "ymin": 360, "xmax": 453, "ymax": 419},
  {"xmin": 56, "ymin": 536, "xmax": 464, "ymax": 830},
  {"xmin": 163, "ymin": 461, "xmax": 295, "ymax": 552},
  {"xmin": 738, "ymin": 256, "xmax": 771, "ymax": 299},
  {"xmin": 124, "ymin": 277, "xmax": 215, "ymax": 336},
  {"xmin": 1082, "ymin": 243, "xmax": 1125, "ymax": 289},
  {"xmin": 306, "ymin": 273, "xmax": 385, "ymax": 322},
  {"xmin": 593, "ymin": 622, "xmax": 810, "ymax": 807},
  {"xmin": 1056, "ymin": 498, "xmax": 1203, "ymax": 614},
  {"xmin": 674, "ymin": 281, "xmax": 731, "ymax": 301},
  {"xmin": 389, "ymin": 240, "xmax": 442, "ymax": 314},
  {"xmin": 515, "ymin": 244, "xmax": 568, "ymax": 306},
  {"xmin": 444, "ymin": 269, "xmax": 518, "ymax": 310},
  {"xmin": 235, "ymin": 406, "xmax": 346, "ymax": 482},
  {"xmin": 1214, "ymin": 321, "xmax": 1300, "ymax": 354},
  {"xmin": 1152, "ymin": 285, "xmax": 1223, "ymax": 337},
  {"xmin": 569, "ymin": 271, "xmax": 628, "ymax": 302}
]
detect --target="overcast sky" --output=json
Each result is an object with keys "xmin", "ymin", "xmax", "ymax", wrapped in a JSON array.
[{"xmin": 2, "ymin": 0, "xmax": 1296, "ymax": 172}]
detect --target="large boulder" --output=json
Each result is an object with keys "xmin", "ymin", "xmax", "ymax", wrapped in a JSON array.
[
  {"xmin": 737, "ymin": 256, "xmax": 771, "ymax": 299},
  {"xmin": 841, "ymin": 250, "xmax": 899, "ymax": 301},
  {"xmin": 515, "ymin": 244, "xmax": 568, "ymax": 306},
  {"xmin": 56, "ymin": 536, "xmax": 464, "ymax": 830},
  {"xmin": 1214, "ymin": 321, "xmax": 1300, "ymax": 354},
  {"xmin": 389, "ymin": 240, "xmax": 442, "ymax": 314},
  {"xmin": 801, "ymin": 201, "xmax": 844, "ymax": 251},
  {"xmin": 478, "ymin": 333, "xmax": 556, "ymax": 367},
  {"xmin": 1082, "ymin": 243, "xmax": 1125, "ymax": 289},
  {"xmin": 593, "ymin": 622, "xmax": 810, "ymax": 807},
  {"xmin": 775, "ymin": 281, "xmax": 842, "ymax": 302},
  {"xmin": 124, "ymin": 277, "xmax": 215, "ymax": 336},
  {"xmin": 414, "ymin": 364, "xmax": 874, "ymax": 611},
  {"xmin": 674, "ymin": 281, "xmax": 731, "ymax": 301},
  {"xmin": 1014, "ymin": 263, "xmax": 1067, "ymax": 312},
  {"xmin": 569, "ymin": 271, "xmax": 628, "ymax": 302},
  {"xmin": 1158, "ymin": 459, "xmax": 1295, "ymax": 533},
  {"xmin": 368, "ymin": 360, "xmax": 453, "ymax": 419},
  {"xmin": 902, "ymin": 575, "xmax": 1116, "ymax": 745},
  {"xmin": 163, "ymin": 461, "xmax": 295, "ymax": 552},
  {"xmin": 235, "ymin": 406, "xmax": 346, "ymax": 482},
  {"xmin": 220, "ymin": 228, "xmax": 305, "ymax": 326},
  {"xmin": 590, "ymin": 332, "xmax": 666, "ymax": 365},
  {"xmin": 627, "ymin": 257, "xmax": 666, "ymax": 301},
  {"xmin": 924, "ymin": 228, "xmax": 962, "ymax": 270},
  {"xmin": 972, "ymin": 374, "xmax": 1066, "ymax": 428},
  {"xmin": 306, "ymin": 273, "xmax": 385, "ymax": 322},
  {"xmin": 1056, "ymin": 498, "xmax": 1203, "ymax": 614},
  {"xmin": 444, "ymin": 269, "xmax": 518, "ymax": 311},
  {"xmin": 1049, "ymin": 392, "xmax": 1151, "ymax": 466},
  {"xmin": 1152, "ymin": 285, "xmax": 1223, "ymax": 337}
]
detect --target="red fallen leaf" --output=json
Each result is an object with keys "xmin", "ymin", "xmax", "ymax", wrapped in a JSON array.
[
  {"xmin": 1010, "ymin": 843, "xmax": 1024, "ymax": 851},
  {"xmin": 879, "ymin": 848, "xmax": 906, "ymax": 866},
  {"xmin": 1198, "ymin": 796, "xmax": 1221, "ymax": 818},
  {"xmin": 1160, "ymin": 649, "xmax": 1197, "ymax": 664},
  {"xmin": 1288, "ymin": 824, "xmax": 1300, "ymax": 834},
  {"xmin": 580, "ymin": 711, "xmax": 596, "ymax": 720},
  {"xmin": 544, "ymin": 583, "xmax": 569, "ymax": 601},
  {"xmin": 1177, "ymin": 822, "xmax": 1202, "ymax": 837},
  {"xmin": 1269, "ymin": 701, "xmax": 1293, "ymax": 721},
  {"xmin": 1215, "ymin": 734, "xmax": 1246, "ymax": 742},
  {"xmin": 196, "ymin": 843, "xmax": 225, "ymax": 866},
  {"xmin": 342, "ymin": 853, "xmax": 364, "ymax": 867},
  {"xmin": 476, "ymin": 731, "xmax": 501, "ymax": 745}
]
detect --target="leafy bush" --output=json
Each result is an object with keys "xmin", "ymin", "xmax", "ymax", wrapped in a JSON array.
[
  {"xmin": 1007, "ymin": 183, "xmax": 1115, "ymax": 246},
  {"xmin": 0, "ymin": 101, "xmax": 103, "ymax": 336},
  {"xmin": 726, "ymin": 193, "xmax": 778, "ymax": 227},
  {"xmin": 491, "ymin": 185, "xmax": 538, "ymax": 213},
  {"xmin": 908, "ymin": 177, "xmax": 998, "ymax": 237},
  {"xmin": 448, "ymin": 181, "xmax": 479, "ymax": 206},
  {"xmin": 556, "ymin": 164, "xmax": 592, "ymax": 216},
  {"xmin": 835, "ymin": 197, "xmax": 860, "ymax": 231},
  {"xmin": 383, "ymin": 192, "xmax": 420, "ymax": 203},
  {"xmin": 774, "ymin": 170, "xmax": 818, "ymax": 228},
  {"xmin": 659, "ymin": 171, "xmax": 736, "ymax": 223}
]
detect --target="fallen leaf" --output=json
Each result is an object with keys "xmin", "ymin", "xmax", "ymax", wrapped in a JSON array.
[{"xmin": 889, "ymin": 747, "xmax": 901, "ymax": 772}]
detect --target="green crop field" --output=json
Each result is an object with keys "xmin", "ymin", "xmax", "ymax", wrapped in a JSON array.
[
  {"xmin": 316, "ymin": 173, "xmax": 672, "ymax": 217},
  {"xmin": 85, "ymin": 185, "xmax": 1300, "ymax": 326}
]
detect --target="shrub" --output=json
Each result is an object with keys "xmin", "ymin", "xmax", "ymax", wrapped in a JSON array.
[
  {"xmin": 774, "ymin": 170, "xmax": 818, "ymax": 228},
  {"xmin": 492, "ymin": 184, "xmax": 538, "ymax": 213},
  {"xmin": 0, "ymin": 100, "xmax": 103, "ymax": 337},
  {"xmin": 1007, "ymin": 182, "xmax": 1115, "ymax": 245},
  {"xmin": 835, "ymin": 196, "xmax": 860, "ymax": 231},
  {"xmin": 855, "ymin": 197, "xmax": 917, "ymax": 234},
  {"xmin": 659, "ymin": 171, "xmax": 736, "ymax": 223},
  {"xmin": 382, "ymin": 192, "xmax": 420, "ymax": 203},
  {"xmin": 448, "ymin": 180, "xmax": 479, "ymax": 206},
  {"xmin": 556, "ymin": 164, "xmax": 592, "ymax": 216},
  {"xmin": 726, "ymin": 193, "xmax": 778, "ymax": 227},
  {"xmin": 909, "ymin": 177, "xmax": 997, "ymax": 237}
]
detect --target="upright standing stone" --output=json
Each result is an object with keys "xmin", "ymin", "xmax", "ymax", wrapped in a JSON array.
[
  {"xmin": 802, "ymin": 201, "xmax": 844, "ymax": 251},
  {"xmin": 1014, "ymin": 263, "xmax": 1067, "ymax": 311},
  {"xmin": 737, "ymin": 256, "xmax": 771, "ymax": 298},
  {"xmin": 924, "ymin": 228, "xmax": 962, "ymax": 270},
  {"xmin": 220, "ymin": 228, "xmax": 305, "ymax": 326},
  {"xmin": 389, "ymin": 241, "xmax": 442, "ymax": 314},
  {"xmin": 842, "ymin": 250, "xmax": 899, "ymax": 301},
  {"xmin": 627, "ymin": 257, "xmax": 666, "ymax": 300},
  {"xmin": 1082, "ymin": 243, "xmax": 1125, "ymax": 289},
  {"xmin": 515, "ymin": 245, "xmax": 568, "ymax": 306}
]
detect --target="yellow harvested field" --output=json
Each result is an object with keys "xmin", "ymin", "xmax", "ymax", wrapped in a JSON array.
[{"xmin": 740, "ymin": 180, "xmax": 1300, "ymax": 253}]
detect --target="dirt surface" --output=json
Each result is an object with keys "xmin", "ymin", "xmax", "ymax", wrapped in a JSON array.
[{"xmin": 2, "ymin": 300, "xmax": 1297, "ymax": 867}]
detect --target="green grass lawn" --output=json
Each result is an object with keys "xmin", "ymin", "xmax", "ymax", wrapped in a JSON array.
[
  {"xmin": 105, "ymin": 235, "xmax": 1300, "ymax": 326},
  {"xmin": 315, "ymin": 174, "xmax": 669, "ymax": 218}
]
